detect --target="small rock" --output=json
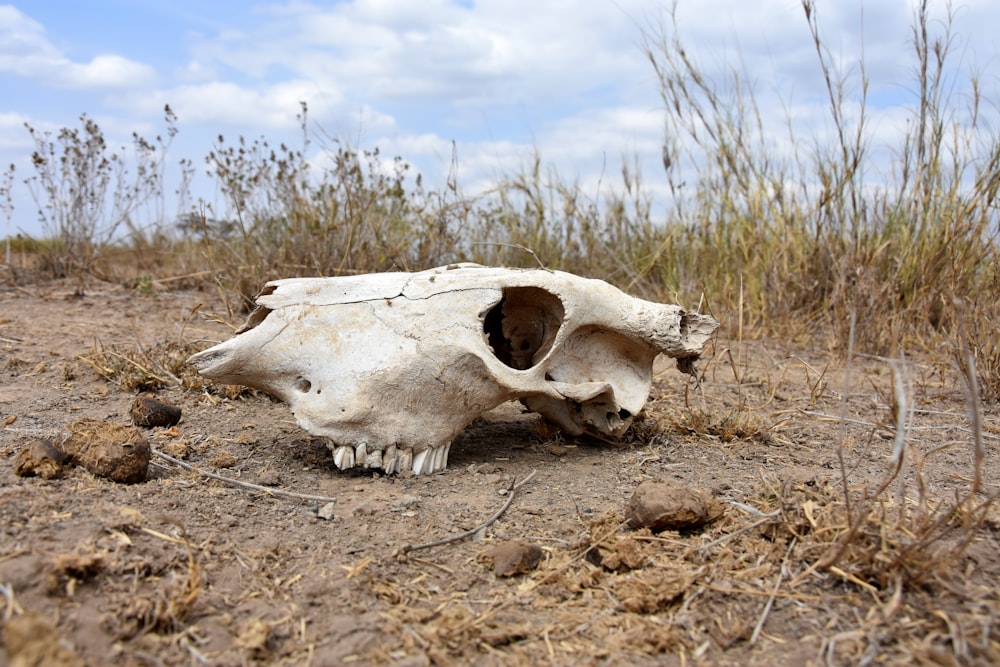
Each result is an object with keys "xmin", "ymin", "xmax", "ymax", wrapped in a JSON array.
[
  {"xmin": 317, "ymin": 503, "xmax": 337, "ymax": 520},
  {"xmin": 13, "ymin": 439, "xmax": 65, "ymax": 479},
  {"xmin": 62, "ymin": 419, "xmax": 151, "ymax": 484},
  {"xmin": 482, "ymin": 540, "xmax": 543, "ymax": 577},
  {"xmin": 129, "ymin": 395, "xmax": 182, "ymax": 428},
  {"xmin": 626, "ymin": 480, "xmax": 724, "ymax": 532},
  {"xmin": 395, "ymin": 495, "xmax": 421, "ymax": 508}
]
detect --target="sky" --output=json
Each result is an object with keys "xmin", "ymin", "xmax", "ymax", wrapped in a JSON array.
[{"xmin": 1, "ymin": 0, "xmax": 998, "ymax": 240}]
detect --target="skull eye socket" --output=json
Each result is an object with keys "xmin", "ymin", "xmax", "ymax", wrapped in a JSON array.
[{"xmin": 483, "ymin": 286, "xmax": 565, "ymax": 370}]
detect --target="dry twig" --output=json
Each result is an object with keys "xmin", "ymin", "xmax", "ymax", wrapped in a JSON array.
[
  {"xmin": 750, "ymin": 537, "xmax": 797, "ymax": 645},
  {"xmin": 153, "ymin": 448, "xmax": 339, "ymax": 505},
  {"xmin": 399, "ymin": 469, "xmax": 538, "ymax": 555}
]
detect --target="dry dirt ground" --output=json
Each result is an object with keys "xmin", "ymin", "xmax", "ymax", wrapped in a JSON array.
[{"xmin": 1, "ymin": 280, "xmax": 998, "ymax": 666}]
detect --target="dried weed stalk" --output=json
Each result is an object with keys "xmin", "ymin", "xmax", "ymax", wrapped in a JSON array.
[{"xmin": 80, "ymin": 338, "xmax": 249, "ymax": 398}]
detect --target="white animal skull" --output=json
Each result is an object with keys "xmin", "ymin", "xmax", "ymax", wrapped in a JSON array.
[{"xmin": 188, "ymin": 264, "xmax": 718, "ymax": 475}]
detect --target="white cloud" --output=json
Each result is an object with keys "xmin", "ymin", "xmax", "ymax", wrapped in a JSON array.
[
  {"xmin": 0, "ymin": 5, "xmax": 155, "ymax": 89},
  {"xmin": 65, "ymin": 54, "xmax": 156, "ymax": 89},
  {"xmin": 178, "ymin": 0, "xmax": 652, "ymax": 110}
]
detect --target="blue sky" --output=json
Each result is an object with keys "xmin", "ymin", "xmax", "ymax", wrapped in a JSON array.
[{"xmin": 2, "ymin": 0, "xmax": 998, "ymax": 239}]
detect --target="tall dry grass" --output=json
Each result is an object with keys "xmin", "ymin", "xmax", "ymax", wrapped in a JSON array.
[{"xmin": 644, "ymin": 0, "xmax": 1000, "ymax": 354}]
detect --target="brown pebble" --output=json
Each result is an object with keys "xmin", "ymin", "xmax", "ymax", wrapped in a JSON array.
[
  {"xmin": 483, "ymin": 540, "xmax": 543, "ymax": 577},
  {"xmin": 13, "ymin": 439, "xmax": 65, "ymax": 479},
  {"xmin": 626, "ymin": 480, "xmax": 724, "ymax": 532},
  {"xmin": 62, "ymin": 418, "xmax": 151, "ymax": 484},
  {"xmin": 130, "ymin": 395, "xmax": 182, "ymax": 427}
]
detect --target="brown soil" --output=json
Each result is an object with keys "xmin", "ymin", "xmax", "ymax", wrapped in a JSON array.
[{"xmin": 1, "ymin": 280, "xmax": 998, "ymax": 666}]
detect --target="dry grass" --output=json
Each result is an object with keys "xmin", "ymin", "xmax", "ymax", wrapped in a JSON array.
[
  {"xmin": 40, "ymin": 512, "xmax": 205, "ymax": 640},
  {"xmin": 327, "ymin": 340, "xmax": 998, "ymax": 665},
  {"xmin": 79, "ymin": 339, "xmax": 249, "ymax": 398},
  {"xmin": 346, "ymin": 475, "xmax": 997, "ymax": 664}
]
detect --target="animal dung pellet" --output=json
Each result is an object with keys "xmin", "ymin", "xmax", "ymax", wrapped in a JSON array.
[
  {"xmin": 62, "ymin": 418, "xmax": 151, "ymax": 484},
  {"xmin": 13, "ymin": 438, "xmax": 65, "ymax": 479},
  {"xmin": 626, "ymin": 480, "xmax": 724, "ymax": 532},
  {"xmin": 481, "ymin": 540, "xmax": 544, "ymax": 577},
  {"xmin": 129, "ymin": 395, "xmax": 182, "ymax": 428}
]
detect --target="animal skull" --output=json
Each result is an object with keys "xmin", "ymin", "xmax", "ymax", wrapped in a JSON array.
[{"xmin": 188, "ymin": 264, "xmax": 718, "ymax": 475}]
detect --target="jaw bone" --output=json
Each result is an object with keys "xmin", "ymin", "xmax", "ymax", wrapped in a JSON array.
[{"xmin": 332, "ymin": 442, "xmax": 451, "ymax": 475}]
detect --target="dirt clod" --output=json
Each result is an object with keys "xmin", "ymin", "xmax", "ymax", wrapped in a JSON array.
[
  {"xmin": 481, "ymin": 540, "xmax": 543, "ymax": 576},
  {"xmin": 129, "ymin": 395, "xmax": 182, "ymax": 427},
  {"xmin": 626, "ymin": 480, "xmax": 724, "ymax": 532},
  {"xmin": 62, "ymin": 418, "xmax": 151, "ymax": 484},
  {"xmin": 13, "ymin": 439, "xmax": 65, "ymax": 479}
]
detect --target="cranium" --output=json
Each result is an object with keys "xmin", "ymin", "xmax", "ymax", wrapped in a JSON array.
[{"xmin": 188, "ymin": 264, "xmax": 718, "ymax": 474}]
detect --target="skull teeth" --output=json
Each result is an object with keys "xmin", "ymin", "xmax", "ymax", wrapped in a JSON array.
[
  {"xmin": 333, "ymin": 445, "xmax": 355, "ymax": 470},
  {"xmin": 328, "ymin": 443, "xmax": 450, "ymax": 475},
  {"xmin": 399, "ymin": 448, "xmax": 413, "ymax": 473},
  {"xmin": 411, "ymin": 449, "xmax": 429, "ymax": 474},
  {"xmin": 410, "ymin": 442, "xmax": 451, "ymax": 475},
  {"xmin": 382, "ymin": 445, "xmax": 398, "ymax": 474}
]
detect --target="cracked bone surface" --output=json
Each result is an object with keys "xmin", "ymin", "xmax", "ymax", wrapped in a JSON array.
[{"xmin": 188, "ymin": 264, "xmax": 719, "ymax": 475}]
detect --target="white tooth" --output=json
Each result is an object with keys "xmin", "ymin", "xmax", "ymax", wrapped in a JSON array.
[
  {"xmin": 424, "ymin": 443, "xmax": 449, "ymax": 473},
  {"xmin": 383, "ymin": 445, "xmax": 398, "ymax": 474},
  {"xmin": 333, "ymin": 445, "xmax": 355, "ymax": 470},
  {"xmin": 366, "ymin": 449, "xmax": 382, "ymax": 469},
  {"xmin": 355, "ymin": 442, "xmax": 367, "ymax": 464},
  {"xmin": 399, "ymin": 448, "xmax": 412, "ymax": 473},
  {"xmin": 411, "ymin": 449, "xmax": 429, "ymax": 475}
]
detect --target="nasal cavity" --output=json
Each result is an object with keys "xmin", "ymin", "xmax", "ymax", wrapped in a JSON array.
[{"xmin": 483, "ymin": 286, "xmax": 564, "ymax": 370}]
